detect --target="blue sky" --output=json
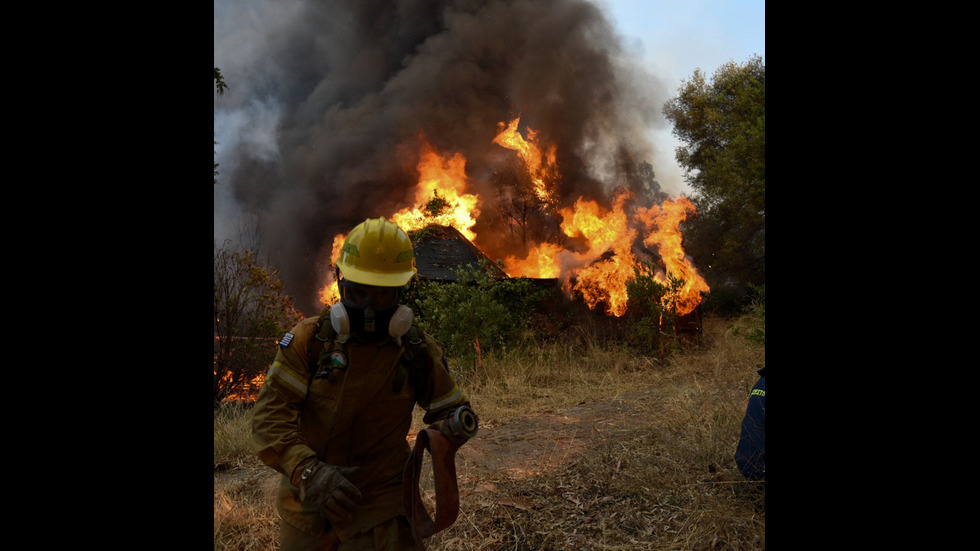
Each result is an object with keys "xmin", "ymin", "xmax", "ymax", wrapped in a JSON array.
[
  {"xmin": 602, "ymin": 0, "xmax": 765, "ymax": 83},
  {"xmin": 599, "ymin": 0, "xmax": 765, "ymax": 195}
]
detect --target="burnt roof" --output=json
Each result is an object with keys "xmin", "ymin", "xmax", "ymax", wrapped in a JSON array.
[{"xmin": 410, "ymin": 225, "xmax": 508, "ymax": 282}]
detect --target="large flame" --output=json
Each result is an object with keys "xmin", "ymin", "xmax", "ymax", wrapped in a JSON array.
[
  {"xmin": 558, "ymin": 192, "xmax": 638, "ymax": 316},
  {"xmin": 392, "ymin": 141, "xmax": 480, "ymax": 240},
  {"xmin": 493, "ymin": 117, "xmax": 557, "ymax": 202},
  {"xmin": 503, "ymin": 242, "xmax": 563, "ymax": 279},
  {"xmin": 317, "ymin": 122, "xmax": 709, "ymax": 318},
  {"xmin": 317, "ymin": 234, "xmax": 346, "ymax": 306},
  {"xmin": 634, "ymin": 196, "xmax": 710, "ymax": 315},
  {"xmin": 318, "ymin": 140, "xmax": 479, "ymax": 305}
]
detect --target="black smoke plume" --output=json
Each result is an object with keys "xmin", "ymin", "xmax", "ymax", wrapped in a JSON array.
[{"xmin": 214, "ymin": 0, "xmax": 671, "ymax": 316}]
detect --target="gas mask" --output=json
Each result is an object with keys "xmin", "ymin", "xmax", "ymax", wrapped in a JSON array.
[{"xmin": 330, "ymin": 280, "xmax": 413, "ymax": 340}]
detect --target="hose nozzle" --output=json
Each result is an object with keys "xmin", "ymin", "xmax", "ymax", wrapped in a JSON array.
[{"xmin": 447, "ymin": 406, "xmax": 479, "ymax": 440}]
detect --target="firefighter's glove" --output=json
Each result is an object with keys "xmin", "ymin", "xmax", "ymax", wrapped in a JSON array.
[{"xmin": 293, "ymin": 458, "xmax": 363, "ymax": 526}]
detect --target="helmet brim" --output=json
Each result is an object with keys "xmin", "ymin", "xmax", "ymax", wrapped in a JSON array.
[{"xmin": 337, "ymin": 261, "xmax": 416, "ymax": 287}]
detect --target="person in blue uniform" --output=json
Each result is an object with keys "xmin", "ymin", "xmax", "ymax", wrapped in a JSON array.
[{"xmin": 735, "ymin": 366, "xmax": 765, "ymax": 482}]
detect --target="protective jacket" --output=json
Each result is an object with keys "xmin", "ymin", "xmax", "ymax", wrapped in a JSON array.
[
  {"xmin": 251, "ymin": 313, "xmax": 469, "ymax": 542},
  {"xmin": 735, "ymin": 367, "xmax": 766, "ymax": 481}
]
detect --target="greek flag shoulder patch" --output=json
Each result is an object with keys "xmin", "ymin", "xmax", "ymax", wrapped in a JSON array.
[{"xmin": 279, "ymin": 332, "xmax": 294, "ymax": 348}]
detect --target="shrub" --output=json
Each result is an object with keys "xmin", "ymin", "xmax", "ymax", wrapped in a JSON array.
[
  {"xmin": 730, "ymin": 283, "xmax": 765, "ymax": 346},
  {"xmin": 214, "ymin": 242, "xmax": 303, "ymax": 405},
  {"xmin": 625, "ymin": 262, "xmax": 685, "ymax": 358},
  {"xmin": 409, "ymin": 260, "xmax": 550, "ymax": 368}
]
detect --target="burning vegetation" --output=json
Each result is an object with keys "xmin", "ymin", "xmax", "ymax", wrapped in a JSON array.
[{"xmin": 319, "ymin": 118, "xmax": 708, "ymax": 318}]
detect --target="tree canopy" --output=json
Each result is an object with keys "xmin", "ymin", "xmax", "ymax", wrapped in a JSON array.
[{"xmin": 663, "ymin": 55, "xmax": 765, "ymax": 307}]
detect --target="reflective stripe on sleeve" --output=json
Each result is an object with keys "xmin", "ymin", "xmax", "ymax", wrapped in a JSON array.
[
  {"xmin": 428, "ymin": 385, "xmax": 464, "ymax": 411},
  {"xmin": 267, "ymin": 360, "xmax": 308, "ymax": 396}
]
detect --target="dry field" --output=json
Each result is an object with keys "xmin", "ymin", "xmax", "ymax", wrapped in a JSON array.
[{"xmin": 214, "ymin": 314, "xmax": 765, "ymax": 550}]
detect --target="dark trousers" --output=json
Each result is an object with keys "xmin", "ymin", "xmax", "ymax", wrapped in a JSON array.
[{"xmin": 280, "ymin": 516, "xmax": 417, "ymax": 551}]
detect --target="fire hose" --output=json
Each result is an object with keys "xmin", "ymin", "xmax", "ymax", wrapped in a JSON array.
[{"xmin": 403, "ymin": 406, "xmax": 478, "ymax": 550}]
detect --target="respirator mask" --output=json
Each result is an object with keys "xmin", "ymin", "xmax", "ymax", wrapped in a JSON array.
[{"xmin": 330, "ymin": 279, "xmax": 413, "ymax": 341}]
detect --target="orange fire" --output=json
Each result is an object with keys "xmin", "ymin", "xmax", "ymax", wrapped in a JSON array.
[
  {"xmin": 318, "ymin": 141, "xmax": 480, "ymax": 305},
  {"xmin": 503, "ymin": 242, "xmax": 563, "ymax": 279},
  {"xmin": 392, "ymin": 141, "xmax": 480, "ymax": 241},
  {"xmin": 558, "ymin": 192, "xmax": 638, "ymax": 316},
  {"xmin": 318, "ymin": 234, "xmax": 346, "ymax": 305},
  {"xmin": 317, "ymin": 125, "xmax": 709, "ymax": 318},
  {"xmin": 493, "ymin": 117, "xmax": 557, "ymax": 202},
  {"xmin": 634, "ymin": 196, "xmax": 710, "ymax": 316}
]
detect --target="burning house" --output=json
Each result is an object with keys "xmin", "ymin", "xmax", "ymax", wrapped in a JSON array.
[
  {"xmin": 410, "ymin": 225, "xmax": 508, "ymax": 282},
  {"xmin": 317, "ymin": 118, "xmax": 709, "ymax": 319},
  {"xmin": 378, "ymin": 213, "xmax": 706, "ymax": 345}
]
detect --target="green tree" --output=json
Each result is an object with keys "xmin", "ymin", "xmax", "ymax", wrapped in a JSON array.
[
  {"xmin": 663, "ymin": 56, "xmax": 765, "ymax": 308},
  {"xmin": 214, "ymin": 241, "xmax": 302, "ymax": 406}
]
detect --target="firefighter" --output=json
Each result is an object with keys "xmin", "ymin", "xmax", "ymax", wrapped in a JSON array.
[{"xmin": 252, "ymin": 218, "xmax": 478, "ymax": 550}]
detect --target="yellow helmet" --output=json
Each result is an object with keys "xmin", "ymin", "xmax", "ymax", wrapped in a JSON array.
[{"xmin": 336, "ymin": 218, "xmax": 417, "ymax": 287}]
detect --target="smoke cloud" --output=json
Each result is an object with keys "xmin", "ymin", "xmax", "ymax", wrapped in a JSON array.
[{"xmin": 214, "ymin": 0, "xmax": 674, "ymax": 315}]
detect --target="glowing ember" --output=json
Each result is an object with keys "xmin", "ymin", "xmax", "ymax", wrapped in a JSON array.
[{"xmin": 216, "ymin": 354, "xmax": 267, "ymax": 402}]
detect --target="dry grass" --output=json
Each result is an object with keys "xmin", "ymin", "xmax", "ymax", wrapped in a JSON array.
[
  {"xmin": 214, "ymin": 314, "xmax": 765, "ymax": 550},
  {"xmin": 458, "ymin": 326, "xmax": 669, "ymax": 422}
]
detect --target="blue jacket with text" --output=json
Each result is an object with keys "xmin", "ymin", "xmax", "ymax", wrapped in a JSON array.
[{"xmin": 735, "ymin": 367, "xmax": 766, "ymax": 480}]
